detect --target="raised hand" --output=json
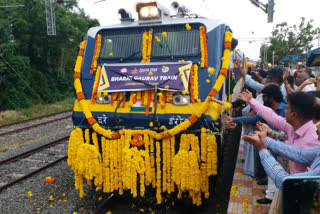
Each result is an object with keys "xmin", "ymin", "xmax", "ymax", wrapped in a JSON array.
[
  {"xmin": 226, "ymin": 122, "xmax": 237, "ymax": 129},
  {"xmin": 238, "ymin": 89, "xmax": 253, "ymax": 103},
  {"xmin": 283, "ymin": 67, "xmax": 290, "ymax": 81},
  {"xmin": 233, "ymin": 59, "xmax": 241, "ymax": 70},
  {"xmin": 209, "ymin": 98, "xmax": 224, "ymax": 105},
  {"xmin": 221, "ymin": 116, "xmax": 233, "ymax": 124},
  {"xmin": 304, "ymin": 78, "xmax": 316, "ymax": 85},
  {"xmin": 256, "ymin": 121, "xmax": 272, "ymax": 134},
  {"xmin": 243, "ymin": 132, "xmax": 267, "ymax": 151}
]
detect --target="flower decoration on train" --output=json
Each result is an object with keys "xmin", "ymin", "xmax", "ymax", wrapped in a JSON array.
[
  {"xmin": 90, "ymin": 34, "xmax": 101, "ymax": 75},
  {"xmin": 70, "ymin": 29, "xmax": 233, "ymax": 205},
  {"xmin": 200, "ymin": 26, "xmax": 208, "ymax": 68},
  {"xmin": 185, "ymin": 23, "xmax": 191, "ymax": 30},
  {"xmin": 155, "ymin": 36, "xmax": 161, "ymax": 42},
  {"xmin": 208, "ymin": 67, "xmax": 215, "ymax": 76}
]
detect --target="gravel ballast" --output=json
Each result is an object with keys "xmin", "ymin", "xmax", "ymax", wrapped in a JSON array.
[{"xmin": 0, "ymin": 161, "xmax": 110, "ymax": 214}]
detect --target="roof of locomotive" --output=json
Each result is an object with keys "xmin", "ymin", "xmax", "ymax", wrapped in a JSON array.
[{"xmin": 87, "ymin": 17, "xmax": 226, "ymax": 38}]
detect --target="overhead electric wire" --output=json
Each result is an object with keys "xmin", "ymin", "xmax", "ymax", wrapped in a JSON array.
[{"xmin": 0, "ymin": 55, "xmax": 43, "ymax": 103}]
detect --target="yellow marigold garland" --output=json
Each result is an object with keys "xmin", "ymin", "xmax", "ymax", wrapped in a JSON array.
[
  {"xmin": 199, "ymin": 26, "xmax": 208, "ymax": 68},
  {"xmin": 91, "ymin": 66, "xmax": 102, "ymax": 103},
  {"xmin": 70, "ymin": 30, "xmax": 232, "ymax": 203},
  {"xmin": 156, "ymin": 141, "xmax": 162, "ymax": 204},
  {"xmin": 69, "ymin": 128, "xmax": 218, "ymax": 204},
  {"xmin": 141, "ymin": 29, "xmax": 153, "ymax": 63},
  {"xmin": 193, "ymin": 64, "xmax": 200, "ymax": 102},
  {"xmin": 90, "ymin": 34, "xmax": 102, "ymax": 75}
]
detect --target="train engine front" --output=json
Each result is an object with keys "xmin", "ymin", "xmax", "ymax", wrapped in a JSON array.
[{"xmin": 68, "ymin": 1, "xmax": 233, "ymax": 206}]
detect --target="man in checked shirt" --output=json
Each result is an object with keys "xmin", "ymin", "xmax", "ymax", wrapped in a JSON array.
[
  {"xmin": 239, "ymin": 90, "xmax": 320, "ymax": 177},
  {"xmin": 242, "ymin": 91, "xmax": 320, "ymax": 214}
]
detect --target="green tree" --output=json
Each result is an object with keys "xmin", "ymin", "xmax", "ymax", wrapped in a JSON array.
[
  {"xmin": 260, "ymin": 18, "xmax": 320, "ymax": 64},
  {"xmin": 0, "ymin": 0, "xmax": 99, "ymax": 111}
]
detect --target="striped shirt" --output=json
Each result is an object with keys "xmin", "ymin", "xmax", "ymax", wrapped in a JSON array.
[
  {"xmin": 259, "ymin": 137, "xmax": 320, "ymax": 189},
  {"xmin": 249, "ymin": 98, "xmax": 320, "ymax": 174}
]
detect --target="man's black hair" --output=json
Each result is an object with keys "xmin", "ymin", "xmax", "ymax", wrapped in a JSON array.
[
  {"xmin": 312, "ymin": 103, "xmax": 320, "ymax": 121},
  {"xmin": 266, "ymin": 67, "xmax": 283, "ymax": 84},
  {"xmin": 287, "ymin": 92, "xmax": 315, "ymax": 121},
  {"xmin": 287, "ymin": 75, "xmax": 294, "ymax": 89},
  {"xmin": 262, "ymin": 83, "xmax": 283, "ymax": 103},
  {"xmin": 308, "ymin": 90, "xmax": 320, "ymax": 98},
  {"xmin": 244, "ymin": 85, "xmax": 256, "ymax": 98},
  {"xmin": 307, "ymin": 91, "xmax": 320, "ymax": 120},
  {"xmin": 231, "ymin": 38, "xmax": 238, "ymax": 51},
  {"xmin": 258, "ymin": 69, "xmax": 267, "ymax": 78}
]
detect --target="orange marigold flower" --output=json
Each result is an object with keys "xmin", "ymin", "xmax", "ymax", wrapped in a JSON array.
[
  {"xmin": 113, "ymin": 131, "xmax": 120, "ymax": 139},
  {"xmin": 44, "ymin": 177, "xmax": 55, "ymax": 183},
  {"xmin": 189, "ymin": 114, "xmax": 198, "ymax": 124},
  {"xmin": 87, "ymin": 117, "xmax": 97, "ymax": 125}
]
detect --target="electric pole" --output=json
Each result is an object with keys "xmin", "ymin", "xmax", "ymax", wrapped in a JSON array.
[
  {"xmin": 45, "ymin": 0, "xmax": 56, "ymax": 35},
  {"xmin": 45, "ymin": 0, "xmax": 68, "ymax": 36},
  {"xmin": 249, "ymin": 0, "xmax": 274, "ymax": 23}
]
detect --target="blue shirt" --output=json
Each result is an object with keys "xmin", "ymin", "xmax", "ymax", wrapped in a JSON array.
[
  {"xmin": 259, "ymin": 137, "xmax": 320, "ymax": 189},
  {"xmin": 245, "ymin": 75, "xmax": 287, "ymax": 103},
  {"xmin": 233, "ymin": 102, "xmax": 287, "ymax": 131},
  {"xmin": 245, "ymin": 75, "xmax": 264, "ymax": 92}
]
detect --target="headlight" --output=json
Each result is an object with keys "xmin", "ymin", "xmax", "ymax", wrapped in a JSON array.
[
  {"xmin": 140, "ymin": 7, "xmax": 150, "ymax": 17},
  {"xmin": 96, "ymin": 95, "xmax": 112, "ymax": 104},
  {"xmin": 173, "ymin": 94, "xmax": 190, "ymax": 105},
  {"xmin": 135, "ymin": 1, "xmax": 167, "ymax": 21},
  {"xmin": 138, "ymin": 6, "xmax": 160, "ymax": 19},
  {"xmin": 149, "ymin": 6, "xmax": 159, "ymax": 16}
]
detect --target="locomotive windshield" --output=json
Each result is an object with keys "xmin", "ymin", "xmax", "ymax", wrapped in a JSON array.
[{"xmin": 99, "ymin": 24, "xmax": 201, "ymax": 59}]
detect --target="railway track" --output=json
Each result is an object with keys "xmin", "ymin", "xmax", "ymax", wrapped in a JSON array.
[
  {"xmin": 0, "ymin": 136, "xmax": 69, "ymax": 192},
  {"xmin": 0, "ymin": 110, "xmax": 72, "ymax": 136}
]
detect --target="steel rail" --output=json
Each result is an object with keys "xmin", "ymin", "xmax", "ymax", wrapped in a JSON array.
[
  {"xmin": 0, "ymin": 115, "xmax": 72, "ymax": 137},
  {"xmin": 0, "ymin": 109, "xmax": 72, "ymax": 129},
  {"xmin": 0, "ymin": 156, "xmax": 68, "ymax": 192},
  {"xmin": 0, "ymin": 136, "xmax": 69, "ymax": 167}
]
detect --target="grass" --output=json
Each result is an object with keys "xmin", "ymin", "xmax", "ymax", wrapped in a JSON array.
[{"xmin": 0, "ymin": 97, "xmax": 75, "ymax": 125}]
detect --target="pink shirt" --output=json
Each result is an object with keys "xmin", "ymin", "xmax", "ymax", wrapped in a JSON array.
[{"xmin": 249, "ymin": 98, "xmax": 320, "ymax": 174}]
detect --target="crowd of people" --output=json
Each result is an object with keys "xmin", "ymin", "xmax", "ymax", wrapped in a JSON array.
[{"xmin": 212, "ymin": 59, "xmax": 320, "ymax": 213}]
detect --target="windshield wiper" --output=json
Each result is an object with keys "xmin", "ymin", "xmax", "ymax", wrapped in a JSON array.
[{"xmin": 119, "ymin": 51, "xmax": 142, "ymax": 63}]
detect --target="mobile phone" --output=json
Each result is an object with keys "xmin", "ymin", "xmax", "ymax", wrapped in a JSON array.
[{"xmin": 282, "ymin": 176, "xmax": 320, "ymax": 214}]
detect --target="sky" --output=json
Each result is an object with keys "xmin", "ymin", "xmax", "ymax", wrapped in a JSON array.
[{"xmin": 77, "ymin": 0, "xmax": 320, "ymax": 60}]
